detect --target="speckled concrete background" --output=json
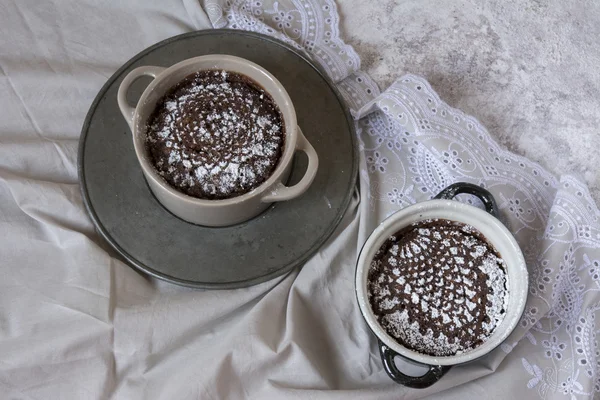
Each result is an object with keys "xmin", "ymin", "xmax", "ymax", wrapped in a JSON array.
[{"xmin": 338, "ymin": 0, "xmax": 600, "ymax": 203}]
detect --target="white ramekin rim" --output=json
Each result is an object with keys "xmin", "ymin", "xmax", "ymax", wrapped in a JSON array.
[
  {"xmin": 132, "ymin": 55, "xmax": 298, "ymax": 206},
  {"xmin": 355, "ymin": 199, "xmax": 528, "ymax": 366}
]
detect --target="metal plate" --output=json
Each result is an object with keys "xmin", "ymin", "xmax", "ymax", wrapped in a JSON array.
[{"xmin": 78, "ymin": 30, "xmax": 357, "ymax": 289}]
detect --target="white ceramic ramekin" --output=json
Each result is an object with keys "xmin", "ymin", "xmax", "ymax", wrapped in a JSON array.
[
  {"xmin": 355, "ymin": 183, "xmax": 528, "ymax": 388},
  {"xmin": 117, "ymin": 55, "xmax": 319, "ymax": 226}
]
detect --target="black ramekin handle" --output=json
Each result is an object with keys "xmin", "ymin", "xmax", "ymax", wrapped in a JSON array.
[
  {"xmin": 434, "ymin": 182, "xmax": 499, "ymax": 218},
  {"xmin": 379, "ymin": 342, "xmax": 451, "ymax": 389}
]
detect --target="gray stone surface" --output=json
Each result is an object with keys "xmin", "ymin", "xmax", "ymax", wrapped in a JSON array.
[{"xmin": 338, "ymin": 0, "xmax": 600, "ymax": 203}]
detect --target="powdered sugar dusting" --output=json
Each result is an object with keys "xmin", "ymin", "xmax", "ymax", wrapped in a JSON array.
[
  {"xmin": 367, "ymin": 219, "xmax": 508, "ymax": 357},
  {"xmin": 145, "ymin": 70, "xmax": 285, "ymax": 200}
]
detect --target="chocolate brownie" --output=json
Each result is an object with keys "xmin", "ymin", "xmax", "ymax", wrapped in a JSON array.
[
  {"xmin": 145, "ymin": 70, "xmax": 285, "ymax": 200},
  {"xmin": 367, "ymin": 219, "xmax": 508, "ymax": 356}
]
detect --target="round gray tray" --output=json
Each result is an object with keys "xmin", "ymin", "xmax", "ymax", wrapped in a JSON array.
[{"xmin": 78, "ymin": 30, "xmax": 357, "ymax": 289}]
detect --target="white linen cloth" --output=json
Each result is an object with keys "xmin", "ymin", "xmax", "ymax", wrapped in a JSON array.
[{"xmin": 1, "ymin": 0, "xmax": 599, "ymax": 399}]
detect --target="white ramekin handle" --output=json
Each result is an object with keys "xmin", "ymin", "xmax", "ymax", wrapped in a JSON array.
[
  {"xmin": 117, "ymin": 66, "xmax": 166, "ymax": 129},
  {"xmin": 261, "ymin": 126, "xmax": 319, "ymax": 203}
]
